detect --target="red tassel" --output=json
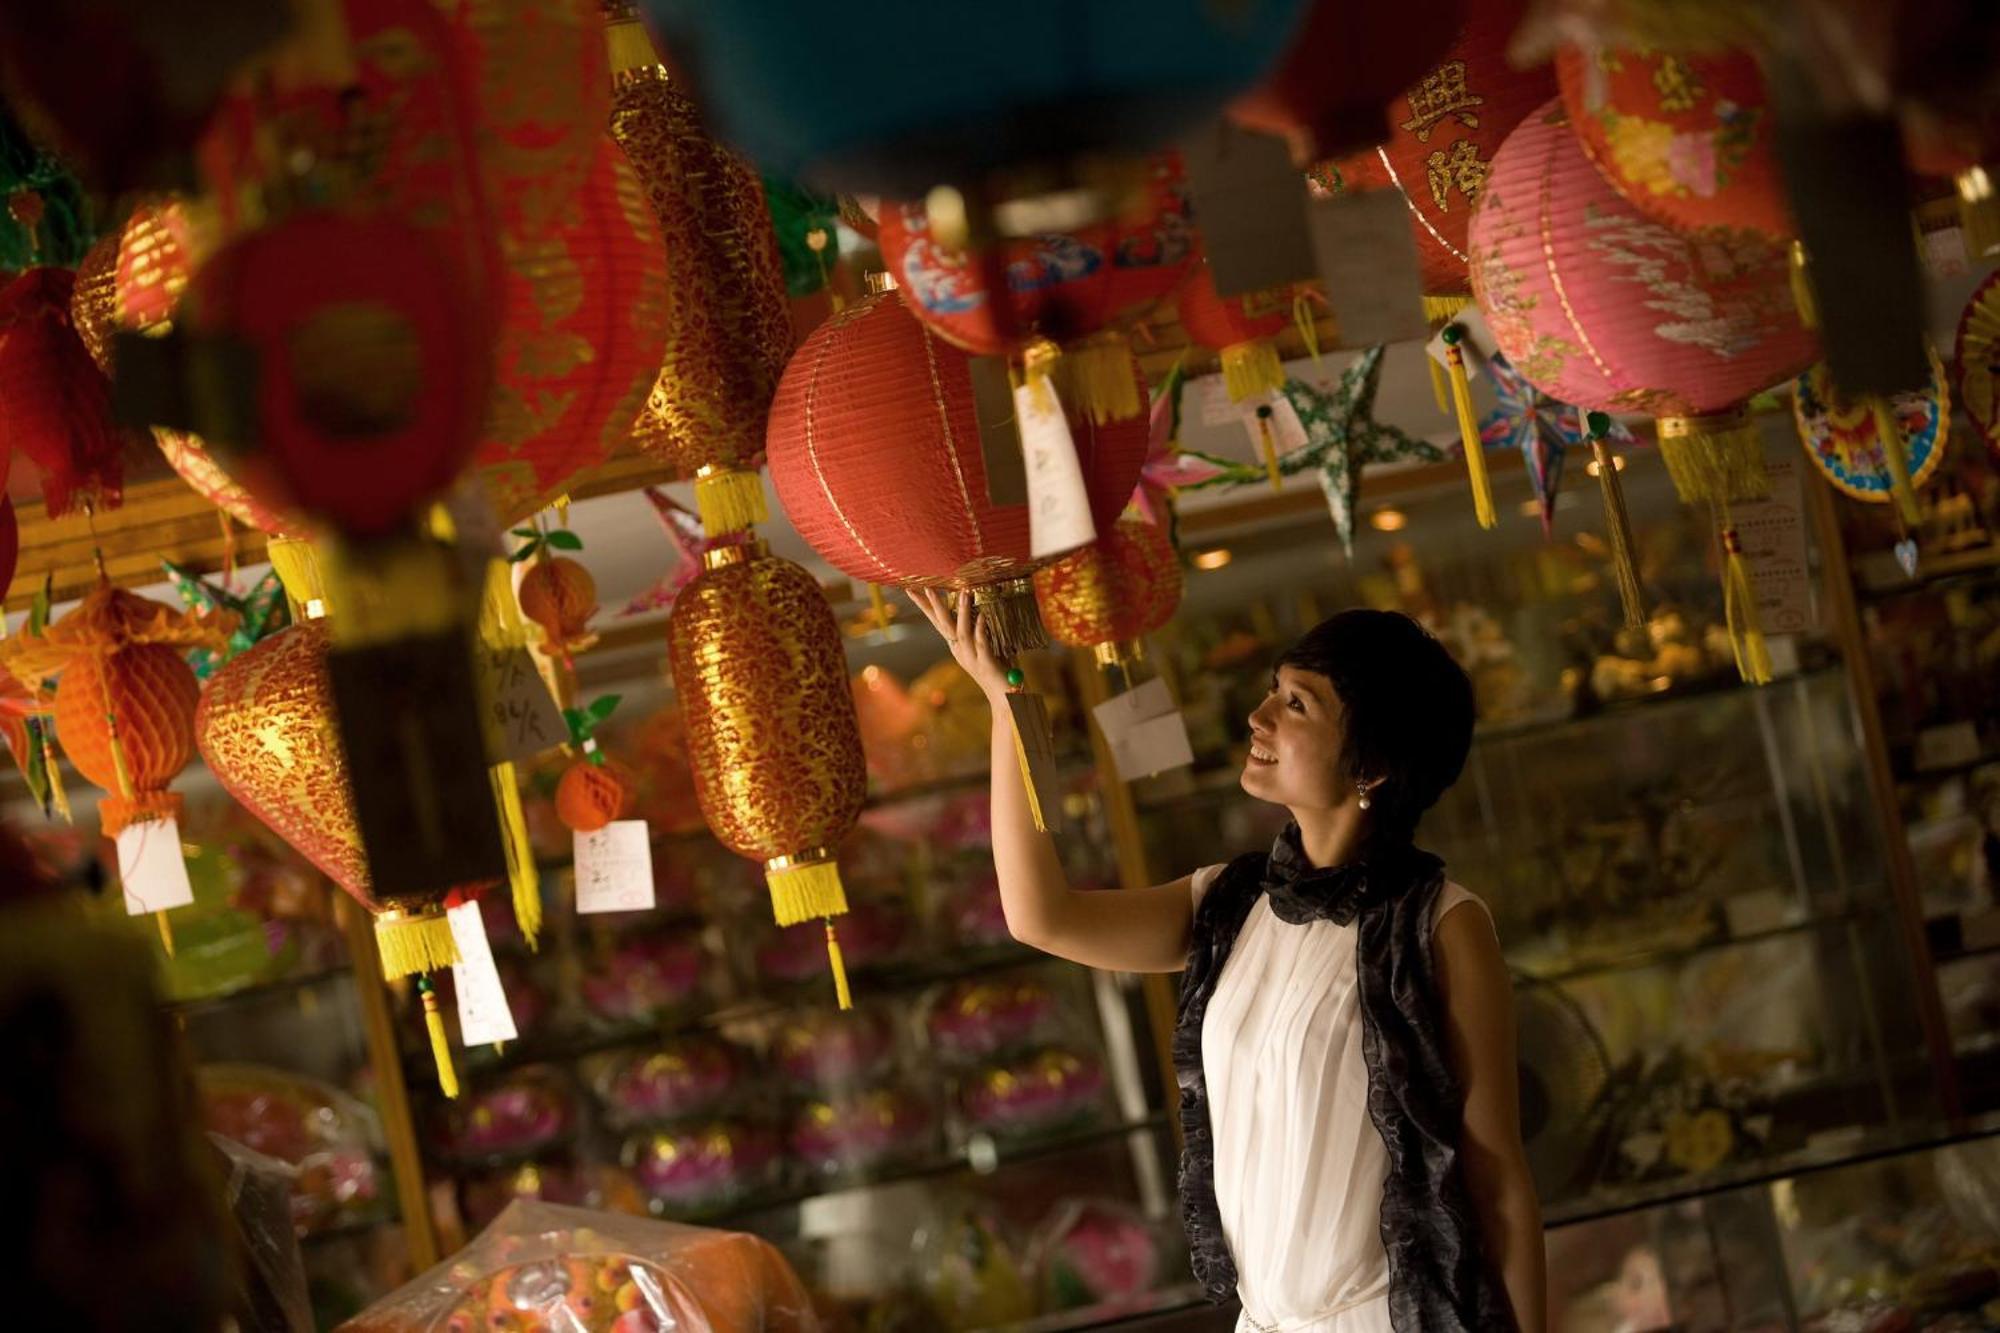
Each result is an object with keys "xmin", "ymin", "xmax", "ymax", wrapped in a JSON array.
[{"xmin": 0, "ymin": 269, "xmax": 126, "ymax": 516}]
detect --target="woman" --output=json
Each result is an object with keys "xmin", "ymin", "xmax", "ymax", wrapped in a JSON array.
[{"xmin": 913, "ymin": 593, "xmax": 1545, "ymax": 1333}]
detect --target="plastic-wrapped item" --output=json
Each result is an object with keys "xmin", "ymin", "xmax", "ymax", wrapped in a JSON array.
[
  {"xmin": 199, "ymin": 1064, "xmax": 384, "ymax": 1235},
  {"xmin": 788, "ymin": 1085, "xmax": 938, "ymax": 1178},
  {"xmin": 591, "ymin": 1035, "xmax": 748, "ymax": 1128},
  {"xmin": 212, "ymin": 1134, "xmax": 315, "ymax": 1333},
  {"xmin": 450, "ymin": 1065, "xmax": 578, "ymax": 1162},
  {"xmin": 913, "ymin": 1199, "xmax": 1035, "ymax": 1331},
  {"xmin": 754, "ymin": 896, "xmax": 913, "ymax": 985},
  {"xmin": 338, "ymin": 1199, "xmax": 820, "ymax": 1332},
  {"xmin": 770, "ymin": 1005, "xmax": 898, "ymax": 1093},
  {"xmin": 459, "ymin": 1159, "xmax": 630, "ymax": 1233},
  {"xmin": 959, "ymin": 1047, "xmax": 1108, "ymax": 1140},
  {"xmin": 623, "ymin": 1120, "xmax": 782, "ymax": 1216},
  {"xmin": 582, "ymin": 932, "xmax": 709, "ymax": 1027},
  {"xmin": 1027, "ymin": 1198, "xmax": 1167, "ymax": 1315},
  {"xmin": 925, "ymin": 975, "xmax": 1060, "ymax": 1065}
]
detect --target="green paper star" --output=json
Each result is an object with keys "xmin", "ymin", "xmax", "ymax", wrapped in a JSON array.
[
  {"xmin": 163, "ymin": 562, "xmax": 290, "ymax": 679},
  {"xmin": 1180, "ymin": 347, "xmax": 1442, "ymax": 556}
]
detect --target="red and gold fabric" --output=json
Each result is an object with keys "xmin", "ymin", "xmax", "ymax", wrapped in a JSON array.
[
  {"xmin": 0, "ymin": 268, "xmax": 127, "ymax": 517},
  {"xmin": 1033, "ymin": 516, "xmax": 1183, "ymax": 668}
]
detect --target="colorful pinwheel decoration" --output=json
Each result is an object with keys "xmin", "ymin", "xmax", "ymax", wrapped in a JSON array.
[
  {"xmin": 162, "ymin": 561, "xmax": 290, "ymax": 680},
  {"xmin": 1480, "ymin": 352, "xmax": 1636, "ymax": 536},
  {"xmin": 621, "ymin": 487, "xmax": 710, "ymax": 617}
]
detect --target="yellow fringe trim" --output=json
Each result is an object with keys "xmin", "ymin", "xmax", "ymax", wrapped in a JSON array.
[
  {"xmin": 825, "ymin": 922, "xmax": 853, "ymax": 1011},
  {"xmin": 420, "ymin": 982, "xmax": 460, "ymax": 1099},
  {"xmin": 1425, "ymin": 354, "xmax": 1450, "ymax": 417},
  {"xmin": 491, "ymin": 762, "xmax": 540, "ymax": 949},
  {"xmin": 1445, "ymin": 345, "xmax": 1496, "ymax": 529},
  {"xmin": 1422, "ymin": 293, "xmax": 1473, "ymax": 324},
  {"xmin": 1657, "ymin": 411, "xmax": 1769, "ymax": 505},
  {"xmin": 375, "ymin": 910, "xmax": 460, "ymax": 979},
  {"xmin": 1219, "ymin": 341, "xmax": 1286, "ymax": 403},
  {"xmin": 1011, "ymin": 717, "xmax": 1049, "ymax": 834},
  {"xmin": 268, "ymin": 537, "xmax": 326, "ymax": 618},
  {"xmin": 157, "ymin": 911, "xmax": 176, "ymax": 959},
  {"xmin": 1720, "ymin": 523, "xmax": 1771, "ymax": 686},
  {"xmin": 1788, "ymin": 241, "xmax": 1818, "ymax": 332},
  {"xmin": 1056, "ymin": 332, "xmax": 1141, "ymax": 424},
  {"xmin": 766, "ymin": 856, "xmax": 849, "ymax": 928},
  {"xmin": 1591, "ymin": 437, "xmax": 1646, "ymax": 628},
  {"xmin": 694, "ymin": 468, "xmax": 768, "ymax": 539},
  {"xmin": 603, "ymin": 11, "xmax": 661, "ymax": 80}
]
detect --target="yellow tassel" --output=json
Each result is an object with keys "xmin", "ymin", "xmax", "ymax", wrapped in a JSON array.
[
  {"xmin": 1657, "ymin": 410, "xmax": 1769, "ymax": 505},
  {"xmin": 1589, "ymin": 428, "xmax": 1646, "ymax": 628},
  {"xmin": 824, "ymin": 922, "xmax": 853, "ymax": 1011},
  {"xmin": 42, "ymin": 730, "xmax": 70, "ymax": 823},
  {"xmin": 157, "ymin": 911, "xmax": 176, "ymax": 958},
  {"xmin": 1868, "ymin": 396, "xmax": 1924, "ymax": 527},
  {"xmin": 375, "ymin": 910, "xmax": 461, "ymax": 979},
  {"xmin": 1011, "ymin": 718, "xmax": 1049, "ymax": 834},
  {"xmin": 1055, "ymin": 331, "xmax": 1142, "ymax": 424},
  {"xmin": 267, "ymin": 537, "xmax": 327, "ymax": 620},
  {"xmin": 491, "ymin": 762, "xmax": 540, "ymax": 949},
  {"xmin": 1720, "ymin": 523, "xmax": 1772, "ymax": 686},
  {"xmin": 419, "ymin": 979, "xmax": 460, "ymax": 1100},
  {"xmin": 1442, "ymin": 331, "xmax": 1495, "ymax": 529},
  {"xmin": 1422, "ymin": 293, "xmax": 1473, "ymax": 325},
  {"xmin": 1020, "ymin": 337, "xmax": 1064, "ymax": 417},
  {"xmin": 1291, "ymin": 292, "xmax": 1322, "ymax": 365},
  {"xmin": 1789, "ymin": 241, "xmax": 1818, "ymax": 331},
  {"xmin": 1425, "ymin": 354, "xmax": 1450, "ymax": 416},
  {"xmin": 766, "ymin": 854, "xmax": 848, "ymax": 927},
  {"xmin": 1251, "ymin": 406, "xmax": 1285, "ymax": 491},
  {"xmin": 553, "ymin": 495, "xmax": 571, "ymax": 527},
  {"xmin": 867, "ymin": 583, "xmax": 890, "ymax": 631},
  {"xmin": 693, "ymin": 466, "xmax": 769, "ymax": 539},
  {"xmin": 603, "ymin": 9, "xmax": 661, "ymax": 80},
  {"xmin": 970, "ymin": 578, "xmax": 1048, "ymax": 658},
  {"xmin": 1218, "ymin": 340, "xmax": 1286, "ymax": 403},
  {"xmin": 1958, "ymin": 166, "xmax": 2000, "ymax": 259}
]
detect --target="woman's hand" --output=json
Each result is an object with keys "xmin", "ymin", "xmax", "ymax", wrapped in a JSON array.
[{"xmin": 911, "ymin": 588, "xmax": 1012, "ymax": 703}]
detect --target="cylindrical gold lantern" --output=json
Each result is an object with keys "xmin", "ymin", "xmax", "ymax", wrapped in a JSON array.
[
  {"xmin": 608, "ymin": 8, "xmax": 792, "ymax": 539},
  {"xmin": 667, "ymin": 543, "xmax": 868, "ymax": 1007},
  {"xmin": 1033, "ymin": 516, "xmax": 1183, "ymax": 672}
]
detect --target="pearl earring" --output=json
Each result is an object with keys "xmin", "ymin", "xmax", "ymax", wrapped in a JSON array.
[{"xmin": 1357, "ymin": 783, "xmax": 1372, "ymax": 811}]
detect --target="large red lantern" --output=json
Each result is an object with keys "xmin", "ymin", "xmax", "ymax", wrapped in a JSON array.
[
  {"xmin": 1470, "ymin": 101, "xmax": 1817, "ymax": 681},
  {"xmin": 0, "ymin": 268, "xmax": 127, "ymax": 517},
  {"xmin": 765, "ymin": 289, "xmax": 1149, "ymax": 659}
]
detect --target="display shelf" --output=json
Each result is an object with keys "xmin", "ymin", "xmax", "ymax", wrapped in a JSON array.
[
  {"xmin": 1928, "ymin": 907, "xmax": 2000, "ymax": 964},
  {"xmin": 1852, "ymin": 543, "xmax": 2000, "ymax": 598},
  {"xmin": 1894, "ymin": 748, "xmax": 2000, "ymax": 785},
  {"xmin": 164, "ymin": 965, "xmax": 355, "ymax": 1020},
  {"xmin": 1543, "ymin": 1113, "xmax": 2000, "ymax": 1230},
  {"xmin": 1007, "ymin": 1283, "xmax": 1210, "ymax": 1333},
  {"xmin": 1511, "ymin": 901, "xmax": 1877, "ymax": 987}
]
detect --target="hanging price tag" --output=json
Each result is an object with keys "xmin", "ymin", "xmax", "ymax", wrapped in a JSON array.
[
  {"xmin": 116, "ymin": 816, "xmax": 195, "ymax": 915},
  {"xmin": 1307, "ymin": 190, "xmax": 1428, "ymax": 347},
  {"xmin": 1015, "ymin": 378, "xmax": 1097, "ymax": 559},
  {"xmin": 574, "ymin": 820, "xmax": 655, "ymax": 914},
  {"xmin": 447, "ymin": 900, "xmax": 517, "ymax": 1047},
  {"xmin": 1236, "ymin": 391, "xmax": 1309, "ymax": 455},
  {"xmin": 479, "ymin": 643, "xmax": 566, "ymax": 763},
  {"xmin": 1092, "ymin": 678, "xmax": 1195, "ymax": 781},
  {"xmin": 1424, "ymin": 307, "xmax": 1499, "ymax": 381},
  {"xmin": 1004, "ymin": 691, "xmax": 1065, "ymax": 833}
]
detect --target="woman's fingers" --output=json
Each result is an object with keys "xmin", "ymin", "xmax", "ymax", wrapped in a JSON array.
[
  {"xmin": 912, "ymin": 588, "xmax": 949, "ymax": 637},
  {"xmin": 954, "ymin": 589, "xmax": 973, "ymax": 644}
]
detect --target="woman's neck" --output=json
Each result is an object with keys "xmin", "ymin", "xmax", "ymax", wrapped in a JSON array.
[{"xmin": 1291, "ymin": 802, "xmax": 1369, "ymax": 869}]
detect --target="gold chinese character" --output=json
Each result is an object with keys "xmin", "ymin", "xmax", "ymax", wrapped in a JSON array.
[
  {"xmin": 1400, "ymin": 60, "xmax": 1485, "ymax": 143},
  {"xmin": 1425, "ymin": 140, "xmax": 1489, "ymax": 212},
  {"xmin": 1652, "ymin": 54, "xmax": 1703, "ymax": 113}
]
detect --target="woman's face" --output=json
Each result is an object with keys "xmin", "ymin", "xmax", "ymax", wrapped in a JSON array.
[{"xmin": 1241, "ymin": 664, "xmax": 1352, "ymax": 812}]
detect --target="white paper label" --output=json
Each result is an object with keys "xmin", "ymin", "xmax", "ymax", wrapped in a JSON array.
[
  {"xmin": 1236, "ymin": 391, "xmax": 1310, "ymax": 460},
  {"xmin": 448, "ymin": 900, "xmax": 518, "ymax": 1047},
  {"xmin": 481, "ymin": 644, "xmax": 566, "ymax": 763},
  {"xmin": 574, "ymin": 820, "xmax": 655, "ymax": 914},
  {"xmin": 1307, "ymin": 190, "xmax": 1428, "ymax": 347},
  {"xmin": 1015, "ymin": 379, "xmax": 1097, "ymax": 559},
  {"xmin": 1424, "ymin": 306, "xmax": 1499, "ymax": 382},
  {"xmin": 1731, "ymin": 447, "xmax": 1816, "ymax": 635},
  {"xmin": 117, "ymin": 816, "xmax": 195, "ymax": 915},
  {"xmin": 1092, "ymin": 678, "xmax": 1196, "ymax": 781}
]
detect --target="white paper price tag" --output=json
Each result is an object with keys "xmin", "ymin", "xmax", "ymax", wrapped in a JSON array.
[
  {"xmin": 574, "ymin": 820, "xmax": 655, "ymax": 914},
  {"xmin": 1092, "ymin": 679, "xmax": 1196, "ymax": 781},
  {"xmin": 482, "ymin": 644, "xmax": 566, "ymax": 763},
  {"xmin": 448, "ymin": 900, "xmax": 518, "ymax": 1047},
  {"xmin": 1236, "ymin": 392, "xmax": 1309, "ymax": 458},
  {"xmin": 1424, "ymin": 306, "xmax": 1500, "ymax": 382},
  {"xmin": 117, "ymin": 816, "xmax": 195, "ymax": 915},
  {"xmin": 1015, "ymin": 379, "xmax": 1098, "ymax": 559}
]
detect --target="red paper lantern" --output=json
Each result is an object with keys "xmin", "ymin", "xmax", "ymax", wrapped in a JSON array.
[
  {"xmin": 1556, "ymin": 43, "xmax": 1793, "ymax": 243},
  {"xmin": 875, "ymin": 155, "xmax": 1194, "ymax": 422},
  {"xmin": 1176, "ymin": 259, "xmax": 1318, "ymax": 403},
  {"xmin": 1229, "ymin": 0, "xmax": 1464, "ymax": 160},
  {"xmin": 0, "ymin": 268, "xmax": 127, "ymax": 516},
  {"xmin": 0, "ymin": 497, "xmax": 16, "ymax": 602},
  {"xmin": 1032, "ymin": 517, "xmax": 1183, "ymax": 668},
  {"xmin": 765, "ymin": 289, "xmax": 1149, "ymax": 657}
]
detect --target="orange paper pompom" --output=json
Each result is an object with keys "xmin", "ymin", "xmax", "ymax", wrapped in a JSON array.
[
  {"xmin": 556, "ymin": 757, "xmax": 633, "ymax": 834},
  {"xmin": 518, "ymin": 556, "xmax": 598, "ymax": 651}
]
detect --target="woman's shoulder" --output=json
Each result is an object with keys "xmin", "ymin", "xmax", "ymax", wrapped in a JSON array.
[{"xmin": 1428, "ymin": 879, "xmax": 1493, "ymax": 939}]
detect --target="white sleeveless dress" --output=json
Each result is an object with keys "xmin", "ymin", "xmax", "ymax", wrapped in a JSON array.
[{"xmin": 1189, "ymin": 865, "xmax": 1491, "ymax": 1333}]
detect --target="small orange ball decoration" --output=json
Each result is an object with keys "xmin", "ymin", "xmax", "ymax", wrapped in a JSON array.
[
  {"xmin": 1033, "ymin": 516, "xmax": 1182, "ymax": 669},
  {"xmin": 518, "ymin": 556, "xmax": 599, "ymax": 655},
  {"xmin": 555, "ymin": 756, "xmax": 634, "ymax": 834}
]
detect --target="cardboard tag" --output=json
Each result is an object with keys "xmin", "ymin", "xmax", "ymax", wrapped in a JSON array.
[
  {"xmin": 1307, "ymin": 190, "xmax": 1429, "ymax": 346},
  {"xmin": 1178, "ymin": 119, "xmax": 1316, "ymax": 297},
  {"xmin": 116, "ymin": 817, "xmax": 195, "ymax": 915},
  {"xmin": 447, "ymin": 900, "xmax": 518, "ymax": 1047},
  {"xmin": 1731, "ymin": 447, "xmax": 1816, "ymax": 635},
  {"xmin": 1015, "ymin": 379, "xmax": 1097, "ymax": 559},
  {"xmin": 479, "ymin": 644, "xmax": 566, "ymax": 763},
  {"xmin": 1916, "ymin": 721, "xmax": 1983, "ymax": 772},
  {"xmin": 1092, "ymin": 679, "xmax": 1195, "ymax": 781},
  {"xmin": 574, "ymin": 820, "xmax": 655, "ymax": 914},
  {"xmin": 969, "ymin": 356, "xmax": 1029, "ymax": 507},
  {"xmin": 1003, "ymin": 692, "xmax": 1065, "ymax": 833},
  {"xmin": 1425, "ymin": 306, "xmax": 1500, "ymax": 382}
]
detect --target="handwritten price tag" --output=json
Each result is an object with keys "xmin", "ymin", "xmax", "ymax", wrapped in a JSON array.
[
  {"xmin": 574, "ymin": 821, "xmax": 655, "ymax": 914},
  {"xmin": 482, "ymin": 645, "xmax": 565, "ymax": 763},
  {"xmin": 1015, "ymin": 379, "xmax": 1098, "ymax": 560},
  {"xmin": 117, "ymin": 816, "xmax": 195, "ymax": 915},
  {"xmin": 448, "ymin": 900, "xmax": 518, "ymax": 1047},
  {"xmin": 1092, "ymin": 679, "xmax": 1195, "ymax": 781}
]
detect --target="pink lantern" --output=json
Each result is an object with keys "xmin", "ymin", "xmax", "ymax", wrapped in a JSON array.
[{"xmin": 1469, "ymin": 100, "xmax": 1817, "ymax": 682}]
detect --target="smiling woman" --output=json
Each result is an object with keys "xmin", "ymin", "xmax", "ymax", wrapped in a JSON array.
[{"xmin": 912, "ymin": 592, "xmax": 1545, "ymax": 1333}]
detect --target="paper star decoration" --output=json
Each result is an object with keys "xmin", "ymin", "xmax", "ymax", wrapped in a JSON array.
[
  {"xmin": 162, "ymin": 561, "xmax": 290, "ymax": 680},
  {"xmin": 1132, "ymin": 359, "xmax": 1229, "ymax": 548},
  {"xmin": 1479, "ymin": 353, "xmax": 1636, "ymax": 535},
  {"xmin": 1179, "ymin": 346, "xmax": 1443, "ymax": 556},
  {"xmin": 621, "ymin": 487, "xmax": 709, "ymax": 616}
]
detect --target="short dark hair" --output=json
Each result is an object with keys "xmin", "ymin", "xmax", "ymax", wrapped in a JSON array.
[{"xmin": 1276, "ymin": 609, "xmax": 1474, "ymax": 843}]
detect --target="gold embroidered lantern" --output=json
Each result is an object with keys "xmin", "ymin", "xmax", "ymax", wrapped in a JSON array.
[{"xmin": 1033, "ymin": 516, "xmax": 1183, "ymax": 673}]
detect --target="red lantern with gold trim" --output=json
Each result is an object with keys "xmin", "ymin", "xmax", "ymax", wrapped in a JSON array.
[
  {"xmin": 1176, "ymin": 259, "xmax": 1321, "ymax": 407},
  {"xmin": 765, "ymin": 289, "xmax": 1150, "ymax": 659},
  {"xmin": 1032, "ymin": 516, "xmax": 1182, "ymax": 670},
  {"xmin": 668, "ymin": 543, "xmax": 869, "ymax": 1009},
  {"xmin": 0, "ymin": 268, "xmax": 128, "ymax": 517}
]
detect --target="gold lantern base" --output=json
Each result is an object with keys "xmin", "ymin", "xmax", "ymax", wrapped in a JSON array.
[
  {"xmin": 374, "ymin": 906, "xmax": 460, "ymax": 980},
  {"xmin": 765, "ymin": 847, "xmax": 848, "ymax": 926},
  {"xmin": 1092, "ymin": 639, "xmax": 1146, "ymax": 673},
  {"xmin": 694, "ymin": 465, "xmax": 770, "ymax": 540},
  {"xmin": 971, "ymin": 578, "xmax": 1048, "ymax": 660}
]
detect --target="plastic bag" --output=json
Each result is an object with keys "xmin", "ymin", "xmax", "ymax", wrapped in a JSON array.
[
  {"xmin": 338, "ymin": 1200, "xmax": 821, "ymax": 1332},
  {"xmin": 211, "ymin": 1133, "xmax": 314, "ymax": 1333},
  {"xmin": 198, "ymin": 1063, "xmax": 384, "ymax": 1234}
]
